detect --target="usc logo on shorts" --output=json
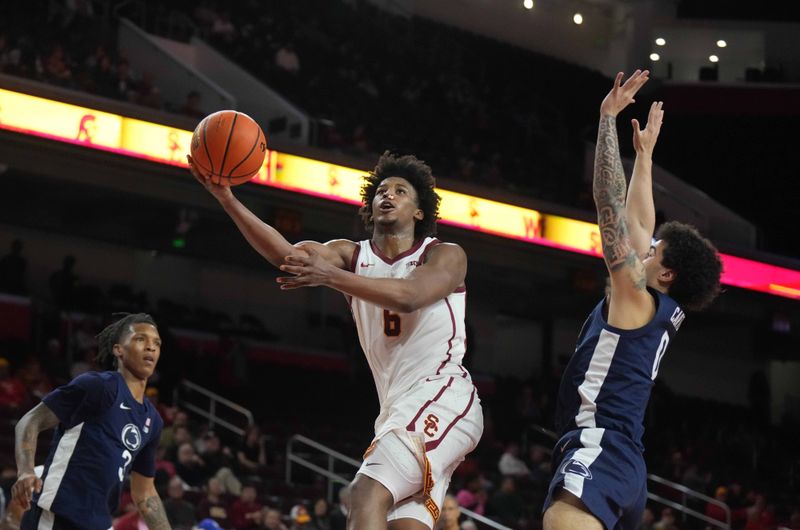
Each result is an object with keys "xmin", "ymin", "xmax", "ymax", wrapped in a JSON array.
[{"xmin": 423, "ymin": 414, "xmax": 439, "ymax": 437}]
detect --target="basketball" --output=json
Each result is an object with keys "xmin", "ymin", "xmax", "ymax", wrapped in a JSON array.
[{"xmin": 190, "ymin": 110, "xmax": 267, "ymax": 186}]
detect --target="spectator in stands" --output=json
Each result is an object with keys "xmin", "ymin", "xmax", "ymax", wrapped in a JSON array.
[
  {"xmin": 200, "ymin": 431, "xmax": 232, "ymax": 476},
  {"xmin": 42, "ymin": 43, "xmax": 73, "ymax": 85},
  {"xmin": 211, "ymin": 11, "xmax": 237, "ymax": 43},
  {"xmin": 49, "ymin": 255, "xmax": 78, "ymax": 309},
  {"xmin": 114, "ymin": 59, "xmax": 139, "ymax": 102},
  {"xmin": 288, "ymin": 505, "xmax": 313, "ymax": 530},
  {"xmin": 455, "ymin": 474, "xmax": 487, "ymax": 516},
  {"xmin": 653, "ymin": 507, "xmax": 679, "ymax": 530},
  {"xmin": 527, "ymin": 444, "xmax": 551, "ymax": 487},
  {"xmin": 17, "ymin": 357, "xmax": 53, "ymax": 399},
  {"xmin": 161, "ymin": 409, "xmax": 190, "ymax": 455},
  {"xmin": 328, "ymin": 486, "xmax": 349, "ymax": 530},
  {"xmin": 310, "ymin": 498, "xmax": 331, "ymax": 530},
  {"xmin": 196, "ymin": 477, "xmax": 231, "ymax": 528},
  {"xmin": 136, "ymin": 71, "xmax": 162, "ymax": 109},
  {"xmin": 261, "ymin": 507, "xmax": 288, "ymax": 530},
  {"xmin": 705, "ymin": 486, "xmax": 730, "ymax": 524},
  {"xmin": 90, "ymin": 52, "xmax": 117, "ymax": 99},
  {"xmin": 237, "ymin": 425, "xmax": 267, "ymax": 478},
  {"xmin": 639, "ymin": 507, "xmax": 655, "ymax": 530},
  {"xmin": 164, "ymin": 476, "xmax": 198, "ymax": 530},
  {"xmin": 229, "ymin": 484, "xmax": 263, "ymax": 530},
  {"xmin": 175, "ymin": 442, "xmax": 208, "ymax": 488},
  {"xmin": 180, "ymin": 91, "xmax": 205, "ymax": 119},
  {"xmin": 274, "ymin": 43, "xmax": 300, "ymax": 74},
  {"xmin": 0, "ymin": 239, "xmax": 27, "ymax": 294},
  {"xmin": 0, "ymin": 358, "xmax": 27, "ymax": 409},
  {"xmin": 487, "ymin": 476, "xmax": 524, "ymax": 528},
  {"xmin": 497, "ymin": 442, "xmax": 530, "ymax": 478}
]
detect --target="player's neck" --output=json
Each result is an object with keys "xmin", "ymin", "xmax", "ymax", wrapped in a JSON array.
[
  {"xmin": 371, "ymin": 231, "xmax": 417, "ymax": 259},
  {"xmin": 119, "ymin": 368, "xmax": 147, "ymax": 403}
]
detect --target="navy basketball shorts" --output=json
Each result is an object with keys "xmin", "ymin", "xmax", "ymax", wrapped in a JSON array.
[
  {"xmin": 543, "ymin": 427, "xmax": 648, "ymax": 530},
  {"xmin": 21, "ymin": 505, "xmax": 85, "ymax": 530}
]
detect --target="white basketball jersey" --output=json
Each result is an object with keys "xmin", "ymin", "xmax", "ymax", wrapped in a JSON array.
[{"xmin": 349, "ymin": 237, "xmax": 471, "ymax": 413}]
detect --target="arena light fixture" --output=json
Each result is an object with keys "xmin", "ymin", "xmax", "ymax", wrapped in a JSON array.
[
  {"xmin": 573, "ymin": 13, "xmax": 583, "ymax": 24},
  {"xmin": 523, "ymin": 0, "xmax": 534, "ymax": 9},
  {"xmin": 655, "ymin": 37, "xmax": 666, "ymax": 46},
  {"xmin": 649, "ymin": 53, "xmax": 660, "ymax": 61},
  {"xmin": 716, "ymin": 39, "xmax": 727, "ymax": 48},
  {"xmin": 709, "ymin": 54, "xmax": 719, "ymax": 63}
]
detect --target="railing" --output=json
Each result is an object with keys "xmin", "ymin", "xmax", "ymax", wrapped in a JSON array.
[
  {"xmin": 173, "ymin": 380, "xmax": 253, "ymax": 437},
  {"xmin": 525, "ymin": 424, "xmax": 730, "ymax": 529},
  {"xmin": 286, "ymin": 434, "xmax": 513, "ymax": 530},
  {"xmin": 648, "ymin": 474, "xmax": 731, "ymax": 530}
]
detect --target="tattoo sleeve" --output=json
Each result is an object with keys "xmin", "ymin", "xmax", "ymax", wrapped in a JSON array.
[
  {"xmin": 593, "ymin": 115, "xmax": 646, "ymax": 289},
  {"xmin": 137, "ymin": 494, "xmax": 172, "ymax": 530},
  {"xmin": 15, "ymin": 404, "xmax": 59, "ymax": 476}
]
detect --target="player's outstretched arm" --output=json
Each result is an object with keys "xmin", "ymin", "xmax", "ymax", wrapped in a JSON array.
[
  {"xmin": 277, "ymin": 242, "xmax": 466, "ymax": 313},
  {"xmin": 188, "ymin": 155, "xmax": 314, "ymax": 269},
  {"xmin": 594, "ymin": 71, "xmax": 654, "ymax": 328},
  {"xmin": 626, "ymin": 101, "xmax": 664, "ymax": 257},
  {"xmin": 131, "ymin": 472, "xmax": 172, "ymax": 530},
  {"xmin": 12, "ymin": 403, "xmax": 59, "ymax": 510}
]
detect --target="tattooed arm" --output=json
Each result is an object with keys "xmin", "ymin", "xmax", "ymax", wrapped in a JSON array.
[
  {"xmin": 131, "ymin": 472, "xmax": 172, "ymax": 530},
  {"xmin": 594, "ymin": 70, "xmax": 657, "ymax": 329},
  {"xmin": 12, "ymin": 403, "xmax": 60, "ymax": 510}
]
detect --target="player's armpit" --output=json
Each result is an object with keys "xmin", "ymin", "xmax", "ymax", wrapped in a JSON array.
[
  {"xmin": 403, "ymin": 243, "xmax": 467, "ymax": 304},
  {"xmin": 607, "ymin": 260, "xmax": 656, "ymax": 329}
]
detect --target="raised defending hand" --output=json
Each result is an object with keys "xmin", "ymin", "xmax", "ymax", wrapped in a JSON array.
[
  {"xmin": 632, "ymin": 101, "xmax": 664, "ymax": 156},
  {"xmin": 11, "ymin": 472, "xmax": 42, "ymax": 511},
  {"xmin": 187, "ymin": 155, "xmax": 234, "ymax": 204},
  {"xmin": 600, "ymin": 70, "xmax": 650, "ymax": 118},
  {"xmin": 276, "ymin": 245, "xmax": 333, "ymax": 290}
]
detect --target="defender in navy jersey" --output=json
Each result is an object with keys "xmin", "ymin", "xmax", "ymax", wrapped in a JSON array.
[
  {"xmin": 542, "ymin": 72, "xmax": 722, "ymax": 530},
  {"xmin": 12, "ymin": 314, "xmax": 171, "ymax": 530}
]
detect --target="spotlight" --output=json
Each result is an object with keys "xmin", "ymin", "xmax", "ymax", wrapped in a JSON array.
[
  {"xmin": 649, "ymin": 53, "xmax": 660, "ymax": 61},
  {"xmin": 716, "ymin": 39, "xmax": 727, "ymax": 48},
  {"xmin": 655, "ymin": 38, "xmax": 666, "ymax": 46},
  {"xmin": 709, "ymin": 55, "xmax": 719, "ymax": 63},
  {"xmin": 573, "ymin": 13, "xmax": 583, "ymax": 24},
  {"xmin": 523, "ymin": 0, "xmax": 533, "ymax": 9}
]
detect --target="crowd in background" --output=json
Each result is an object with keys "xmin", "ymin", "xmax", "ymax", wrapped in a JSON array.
[{"xmin": 1, "ymin": 242, "xmax": 799, "ymax": 529}]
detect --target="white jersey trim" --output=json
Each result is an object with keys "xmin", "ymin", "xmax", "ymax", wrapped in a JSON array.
[
  {"xmin": 37, "ymin": 422, "xmax": 84, "ymax": 511},
  {"xmin": 562, "ymin": 428, "xmax": 604, "ymax": 498},
  {"xmin": 574, "ymin": 329, "xmax": 619, "ymax": 428}
]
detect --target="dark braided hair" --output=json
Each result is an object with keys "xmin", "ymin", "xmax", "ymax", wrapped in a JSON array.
[
  {"xmin": 359, "ymin": 151, "xmax": 441, "ymax": 239},
  {"xmin": 95, "ymin": 313, "xmax": 158, "ymax": 369}
]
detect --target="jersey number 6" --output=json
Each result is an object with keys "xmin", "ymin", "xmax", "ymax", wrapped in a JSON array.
[{"xmin": 383, "ymin": 310, "xmax": 401, "ymax": 337}]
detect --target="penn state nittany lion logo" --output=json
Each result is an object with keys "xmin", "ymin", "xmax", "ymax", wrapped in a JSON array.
[
  {"xmin": 559, "ymin": 459, "xmax": 592, "ymax": 480},
  {"xmin": 121, "ymin": 424, "xmax": 142, "ymax": 452}
]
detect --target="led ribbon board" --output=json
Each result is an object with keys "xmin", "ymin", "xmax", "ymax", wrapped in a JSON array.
[{"xmin": 1, "ymin": 88, "xmax": 798, "ymax": 300}]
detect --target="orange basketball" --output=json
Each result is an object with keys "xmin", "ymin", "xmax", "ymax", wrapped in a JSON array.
[{"xmin": 190, "ymin": 110, "xmax": 267, "ymax": 186}]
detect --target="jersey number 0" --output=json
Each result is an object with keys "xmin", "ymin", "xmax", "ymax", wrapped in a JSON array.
[{"xmin": 383, "ymin": 310, "xmax": 401, "ymax": 336}]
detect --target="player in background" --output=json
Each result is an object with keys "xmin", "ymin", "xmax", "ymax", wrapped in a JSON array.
[
  {"xmin": 12, "ymin": 313, "xmax": 169, "ymax": 530},
  {"xmin": 542, "ymin": 70, "xmax": 723, "ymax": 530},
  {"xmin": 189, "ymin": 151, "xmax": 483, "ymax": 530}
]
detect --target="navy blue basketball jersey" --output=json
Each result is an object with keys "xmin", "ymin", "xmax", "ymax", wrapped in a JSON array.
[
  {"xmin": 555, "ymin": 288, "xmax": 685, "ymax": 450},
  {"xmin": 34, "ymin": 371, "xmax": 163, "ymax": 530}
]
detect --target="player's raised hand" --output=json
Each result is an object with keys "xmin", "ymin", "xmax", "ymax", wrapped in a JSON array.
[
  {"xmin": 11, "ymin": 472, "xmax": 42, "ymax": 511},
  {"xmin": 632, "ymin": 101, "xmax": 664, "ymax": 155},
  {"xmin": 187, "ymin": 155, "xmax": 234, "ymax": 204},
  {"xmin": 600, "ymin": 70, "xmax": 650, "ymax": 117},
  {"xmin": 276, "ymin": 245, "xmax": 335, "ymax": 289}
]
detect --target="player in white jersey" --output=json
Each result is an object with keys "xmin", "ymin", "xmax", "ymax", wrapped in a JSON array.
[{"xmin": 189, "ymin": 151, "xmax": 483, "ymax": 530}]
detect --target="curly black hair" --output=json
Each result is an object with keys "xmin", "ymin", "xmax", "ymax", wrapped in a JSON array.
[
  {"xmin": 95, "ymin": 313, "xmax": 158, "ymax": 369},
  {"xmin": 656, "ymin": 221, "xmax": 723, "ymax": 312},
  {"xmin": 359, "ymin": 151, "xmax": 441, "ymax": 239}
]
